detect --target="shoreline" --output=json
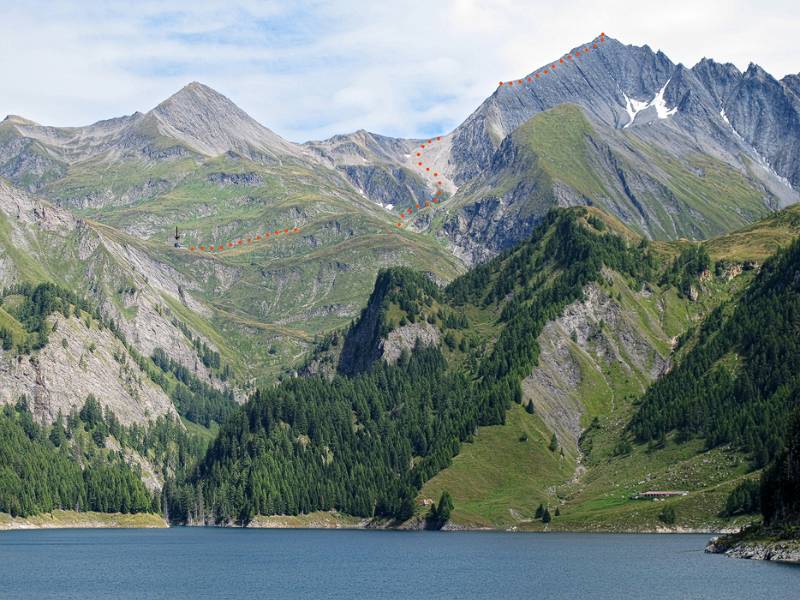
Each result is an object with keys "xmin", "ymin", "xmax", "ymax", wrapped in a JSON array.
[
  {"xmin": 706, "ymin": 537, "xmax": 800, "ymax": 564},
  {"xmin": 705, "ymin": 525, "xmax": 800, "ymax": 564},
  {"xmin": 2, "ymin": 510, "xmax": 737, "ymax": 534},
  {"xmin": 0, "ymin": 510, "xmax": 167, "ymax": 531}
]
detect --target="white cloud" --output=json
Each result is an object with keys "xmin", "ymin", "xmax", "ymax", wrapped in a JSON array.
[{"xmin": 0, "ymin": 0, "xmax": 798, "ymax": 142}]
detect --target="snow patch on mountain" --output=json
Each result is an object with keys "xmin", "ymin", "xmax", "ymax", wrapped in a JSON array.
[
  {"xmin": 652, "ymin": 81, "xmax": 678, "ymax": 119},
  {"xmin": 622, "ymin": 93, "xmax": 648, "ymax": 128},
  {"xmin": 622, "ymin": 80, "xmax": 678, "ymax": 127}
]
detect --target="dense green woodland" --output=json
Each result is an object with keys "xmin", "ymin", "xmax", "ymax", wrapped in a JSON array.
[
  {"xmin": 0, "ymin": 392, "xmax": 210, "ymax": 518},
  {"xmin": 631, "ymin": 238, "xmax": 800, "ymax": 466},
  {"xmin": 171, "ymin": 209, "xmax": 657, "ymax": 523},
  {"xmin": 171, "ymin": 345, "xmax": 470, "ymax": 522},
  {"xmin": 0, "ymin": 399, "xmax": 152, "ymax": 517},
  {"xmin": 660, "ymin": 245, "xmax": 711, "ymax": 297},
  {"xmin": 151, "ymin": 347, "xmax": 236, "ymax": 426},
  {"xmin": 3, "ymin": 208, "xmax": 800, "ymax": 529},
  {"xmin": 761, "ymin": 408, "xmax": 800, "ymax": 525},
  {"xmin": 336, "ymin": 267, "xmax": 443, "ymax": 376}
]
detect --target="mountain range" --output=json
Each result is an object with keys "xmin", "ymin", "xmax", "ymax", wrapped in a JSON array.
[{"xmin": 1, "ymin": 34, "xmax": 800, "ymax": 531}]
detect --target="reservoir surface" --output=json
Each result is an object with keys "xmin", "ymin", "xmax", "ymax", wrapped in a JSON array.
[{"xmin": 0, "ymin": 529, "xmax": 797, "ymax": 599}]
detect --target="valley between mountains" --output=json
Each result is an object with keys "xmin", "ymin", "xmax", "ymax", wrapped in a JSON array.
[{"xmin": 2, "ymin": 35, "xmax": 800, "ymax": 541}]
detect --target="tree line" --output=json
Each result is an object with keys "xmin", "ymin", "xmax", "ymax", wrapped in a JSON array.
[{"xmin": 151, "ymin": 347, "xmax": 236, "ymax": 426}]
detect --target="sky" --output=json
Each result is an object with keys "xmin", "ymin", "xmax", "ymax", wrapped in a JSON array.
[{"xmin": 1, "ymin": 0, "xmax": 799, "ymax": 142}]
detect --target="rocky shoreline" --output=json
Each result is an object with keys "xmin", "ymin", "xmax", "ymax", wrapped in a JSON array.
[
  {"xmin": 0, "ymin": 509, "xmax": 769, "ymax": 539},
  {"xmin": 706, "ymin": 526, "xmax": 800, "ymax": 564},
  {"xmin": 706, "ymin": 538, "xmax": 800, "ymax": 564}
]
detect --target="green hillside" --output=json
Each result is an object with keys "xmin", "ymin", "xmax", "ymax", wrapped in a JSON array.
[
  {"xmin": 444, "ymin": 104, "xmax": 775, "ymax": 245},
  {"xmin": 4, "ymin": 196, "xmax": 800, "ymax": 531},
  {"xmin": 422, "ymin": 209, "xmax": 800, "ymax": 531},
  {"xmin": 0, "ymin": 164, "xmax": 462, "ymax": 389},
  {"xmin": 174, "ymin": 207, "xmax": 669, "ymax": 524}
]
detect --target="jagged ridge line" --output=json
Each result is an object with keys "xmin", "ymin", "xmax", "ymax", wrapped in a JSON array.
[
  {"xmin": 187, "ymin": 33, "xmax": 608, "ymax": 239},
  {"xmin": 395, "ymin": 31, "xmax": 607, "ymax": 229}
]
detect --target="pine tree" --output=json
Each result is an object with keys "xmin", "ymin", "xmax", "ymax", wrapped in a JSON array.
[
  {"xmin": 436, "ymin": 491, "xmax": 453, "ymax": 523},
  {"xmin": 658, "ymin": 505, "xmax": 676, "ymax": 525},
  {"xmin": 426, "ymin": 491, "xmax": 454, "ymax": 530},
  {"xmin": 49, "ymin": 414, "xmax": 66, "ymax": 447},
  {"xmin": 549, "ymin": 433, "xmax": 558, "ymax": 452}
]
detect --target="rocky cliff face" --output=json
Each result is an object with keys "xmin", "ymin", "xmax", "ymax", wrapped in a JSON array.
[
  {"xmin": 306, "ymin": 130, "xmax": 433, "ymax": 210},
  {"xmin": 303, "ymin": 36, "xmax": 799, "ymax": 263},
  {"xmin": 0, "ymin": 179, "xmax": 234, "ymax": 422},
  {"xmin": 0, "ymin": 313, "xmax": 176, "ymax": 425},
  {"xmin": 441, "ymin": 104, "xmax": 789, "ymax": 263},
  {"xmin": 523, "ymin": 280, "xmax": 670, "ymax": 452},
  {"xmin": 381, "ymin": 322, "xmax": 439, "ymax": 364},
  {"xmin": 447, "ymin": 37, "xmax": 800, "ymax": 190},
  {"xmin": 435, "ymin": 38, "xmax": 800, "ymax": 261}
]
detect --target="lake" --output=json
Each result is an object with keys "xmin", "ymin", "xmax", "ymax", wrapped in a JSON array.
[{"xmin": 0, "ymin": 529, "xmax": 796, "ymax": 599}]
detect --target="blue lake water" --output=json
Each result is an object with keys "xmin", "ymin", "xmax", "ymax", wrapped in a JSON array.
[{"xmin": 0, "ymin": 529, "xmax": 797, "ymax": 599}]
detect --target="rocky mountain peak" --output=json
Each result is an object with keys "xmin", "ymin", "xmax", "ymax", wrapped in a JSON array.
[
  {"xmin": 783, "ymin": 74, "xmax": 800, "ymax": 97},
  {"xmin": 2, "ymin": 114, "xmax": 39, "ymax": 126},
  {"xmin": 743, "ymin": 63, "xmax": 771, "ymax": 81},
  {"xmin": 144, "ymin": 81, "xmax": 299, "ymax": 159},
  {"xmin": 154, "ymin": 82, "xmax": 234, "ymax": 113}
]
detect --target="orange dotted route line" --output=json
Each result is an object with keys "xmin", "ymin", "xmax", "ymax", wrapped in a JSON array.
[
  {"xmin": 497, "ymin": 33, "xmax": 606, "ymax": 88},
  {"xmin": 186, "ymin": 33, "xmax": 607, "ymax": 239},
  {"xmin": 187, "ymin": 226, "xmax": 301, "ymax": 253},
  {"xmin": 396, "ymin": 32, "xmax": 607, "ymax": 229},
  {"xmin": 396, "ymin": 134, "xmax": 446, "ymax": 228}
]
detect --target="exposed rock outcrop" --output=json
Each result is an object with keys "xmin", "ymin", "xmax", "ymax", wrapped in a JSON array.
[
  {"xmin": 706, "ymin": 536, "xmax": 800, "ymax": 563},
  {"xmin": 382, "ymin": 322, "xmax": 439, "ymax": 364},
  {"xmin": 523, "ymin": 280, "xmax": 670, "ymax": 451},
  {"xmin": 0, "ymin": 314, "xmax": 176, "ymax": 425}
]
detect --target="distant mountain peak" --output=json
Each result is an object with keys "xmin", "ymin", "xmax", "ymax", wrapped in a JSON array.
[
  {"xmin": 152, "ymin": 81, "xmax": 247, "ymax": 121},
  {"xmin": 2, "ymin": 114, "xmax": 39, "ymax": 126},
  {"xmin": 158, "ymin": 81, "xmax": 229, "ymax": 107},
  {"xmin": 145, "ymin": 81, "xmax": 299, "ymax": 158},
  {"xmin": 744, "ymin": 63, "xmax": 771, "ymax": 80}
]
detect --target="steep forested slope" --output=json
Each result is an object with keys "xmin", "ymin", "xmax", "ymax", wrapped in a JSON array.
[
  {"xmin": 189, "ymin": 345, "xmax": 472, "ymax": 522},
  {"xmin": 177, "ymin": 208, "xmax": 658, "ymax": 524},
  {"xmin": 762, "ymin": 409, "xmax": 800, "ymax": 526},
  {"xmin": 4, "ymin": 203, "xmax": 800, "ymax": 530},
  {"xmin": 426, "ymin": 214, "xmax": 800, "ymax": 531},
  {"xmin": 631, "ymin": 237, "xmax": 800, "ymax": 466},
  {"xmin": 0, "ymin": 400, "xmax": 152, "ymax": 517}
]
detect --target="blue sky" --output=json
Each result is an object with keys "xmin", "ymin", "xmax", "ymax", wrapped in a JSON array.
[{"xmin": 1, "ymin": 0, "xmax": 799, "ymax": 142}]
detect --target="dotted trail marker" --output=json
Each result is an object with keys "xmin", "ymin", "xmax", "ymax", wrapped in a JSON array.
[
  {"xmin": 187, "ymin": 33, "xmax": 607, "ymax": 240},
  {"xmin": 396, "ymin": 32, "xmax": 606, "ymax": 229}
]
